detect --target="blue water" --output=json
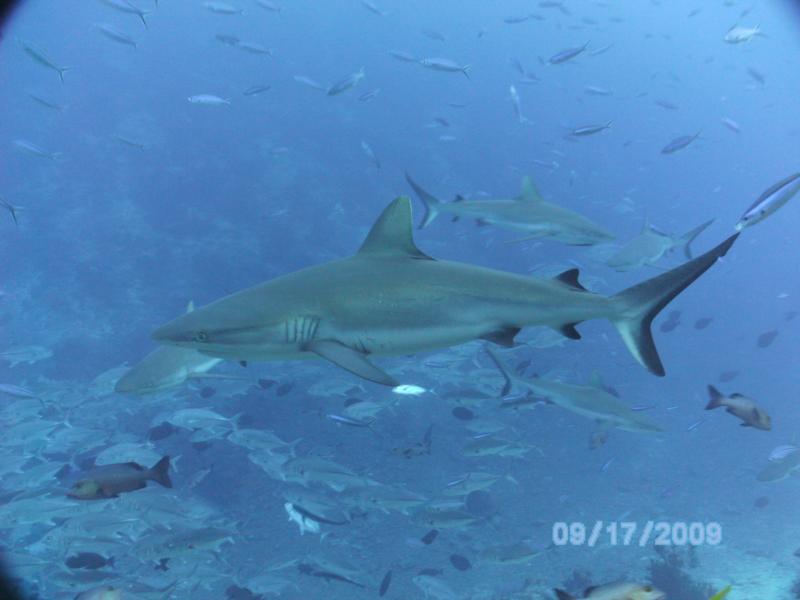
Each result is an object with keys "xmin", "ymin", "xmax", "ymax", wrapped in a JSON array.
[{"xmin": 1, "ymin": 1, "xmax": 799, "ymax": 598}]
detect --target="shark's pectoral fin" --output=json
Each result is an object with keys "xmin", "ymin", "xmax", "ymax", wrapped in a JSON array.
[
  {"xmin": 554, "ymin": 323, "xmax": 582, "ymax": 339},
  {"xmin": 305, "ymin": 340, "xmax": 399, "ymax": 387},
  {"xmin": 480, "ymin": 327, "xmax": 521, "ymax": 347}
]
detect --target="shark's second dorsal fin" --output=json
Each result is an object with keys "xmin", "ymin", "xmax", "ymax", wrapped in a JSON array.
[
  {"xmin": 554, "ymin": 268, "xmax": 588, "ymax": 292},
  {"xmin": 517, "ymin": 176, "xmax": 544, "ymax": 202},
  {"xmin": 358, "ymin": 196, "xmax": 434, "ymax": 260},
  {"xmin": 588, "ymin": 370, "xmax": 605, "ymax": 389}
]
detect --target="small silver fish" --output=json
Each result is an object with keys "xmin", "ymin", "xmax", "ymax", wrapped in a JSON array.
[
  {"xmin": 661, "ymin": 132, "xmax": 700, "ymax": 154},
  {"xmin": 187, "ymin": 94, "xmax": 230, "ymax": 105},
  {"xmin": 327, "ymin": 68, "xmax": 365, "ymax": 96},
  {"xmin": 419, "ymin": 57, "xmax": 470, "ymax": 79},
  {"xmin": 571, "ymin": 122, "xmax": 612, "ymax": 136},
  {"xmin": 95, "ymin": 23, "xmax": 137, "ymax": 48},
  {"xmin": 736, "ymin": 173, "xmax": 800, "ymax": 230},
  {"xmin": 360, "ymin": 141, "xmax": 380, "ymax": 170},
  {"xmin": 293, "ymin": 75, "xmax": 326, "ymax": 90},
  {"xmin": 548, "ymin": 42, "xmax": 589, "ymax": 64}
]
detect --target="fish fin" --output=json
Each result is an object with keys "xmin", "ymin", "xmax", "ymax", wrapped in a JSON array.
[
  {"xmin": 584, "ymin": 586, "xmax": 600, "ymax": 596},
  {"xmin": 556, "ymin": 323, "xmax": 582, "ymax": 339},
  {"xmin": 453, "ymin": 194, "xmax": 466, "ymax": 203},
  {"xmin": 358, "ymin": 195, "xmax": 434, "ymax": 259},
  {"xmin": 740, "ymin": 422, "xmax": 751, "ymax": 427},
  {"xmin": 730, "ymin": 393, "xmax": 746, "ymax": 399},
  {"xmin": 517, "ymin": 176, "xmax": 544, "ymax": 202},
  {"xmin": 480, "ymin": 327, "xmax": 521, "ymax": 347},
  {"xmin": 610, "ymin": 233, "xmax": 738, "ymax": 376},
  {"xmin": 588, "ymin": 370, "xmax": 605, "ymax": 389},
  {"xmin": 678, "ymin": 219, "xmax": 714, "ymax": 259},
  {"xmin": 405, "ymin": 173, "xmax": 442, "ymax": 229},
  {"xmin": 554, "ymin": 268, "xmax": 588, "ymax": 292},
  {"xmin": 306, "ymin": 340, "xmax": 399, "ymax": 386},
  {"xmin": 553, "ymin": 590, "xmax": 574, "ymax": 600},
  {"xmin": 186, "ymin": 300, "xmax": 195, "ymax": 314},
  {"xmin": 239, "ymin": 360, "xmax": 248, "ymax": 367},
  {"xmin": 149, "ymin": 456, "xmax": 173, "ymax": 488},
  {"xmin": 484, "ymin": 346, "xmax": 516, "ymax": 397},
  {"xmin": 706, "ymin": 385, "xmax": 725, "ymax": 409}
]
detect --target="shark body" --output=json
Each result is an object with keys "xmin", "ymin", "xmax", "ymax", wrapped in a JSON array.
[{"xmin": 152, "ymin": 196, "xmax": 738, "ymax": 386}]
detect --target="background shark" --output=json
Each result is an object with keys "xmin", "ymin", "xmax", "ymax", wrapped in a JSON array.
[
  {"xmin": 406, "ymin": 172, "xmax": 615, "ymax": 246},
  {"xmin": 606, "ymin": 217, "xmax": 714, "ymax": 271}
]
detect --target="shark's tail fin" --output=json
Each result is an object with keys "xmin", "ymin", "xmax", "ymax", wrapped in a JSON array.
[
  {"xmin": 679, "ymin": 219, "xmax": 714, "ymax": 259},
  {"xmin": 484, "ymin": 346, "xmax": 514, "ymax": 396},
  {"xmin": 405, "ymin": 172, "xmax": 442, "ymax": 228},
  {"xmin": 611, "ymin": 233, "xmax": 738, "ymax": 376}
]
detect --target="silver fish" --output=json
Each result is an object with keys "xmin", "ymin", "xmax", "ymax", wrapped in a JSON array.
[
  {"xmin": 361, "ymin": 141, "xmax": 380, "ymax": 170},
  {"xmin": 100, "ymin": 0, "xmax": 150, "ymax": 28},
  {"xmin": 548, "ymin": 42, "xmax": 589, "ymax": 64},
  {"xmin": 660, "ymin": 132, "xmax": 700, "ymax": 154},
  {"xmin": 95, "ymin": 23, "xmax": 137, "ymax": 48},
  {"xmin": 571, "ymin": 122, "xmax": 612, "ymax": 136},
  {"xmin": 736, "ymin": 173, "xmax": 800, "ymax": 230},
  {"xmin": 13, "ymin": 140, "xmax": 60, "ymax": 160},
  {"xmin": 187, "ymin": 94, "xmax": 230, "ymax": 105},
  {"xmin": 327, "ymin": 68, "xmax": 365, "ymax": 96},
  {"xmin": 419, "ymin": 57, "xmax": 470, "ymax": 79},
  {"xmin": 19, "ymin": 40, "xmax": 70, "ymax": 82},
  {"xmin": 293, "ymin": 75, "xmax": 326, "ymax": 90}
]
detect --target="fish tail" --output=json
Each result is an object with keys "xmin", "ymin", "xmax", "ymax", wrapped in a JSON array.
[
  {"xmin": 58, "ymin": 67, "xmax": 70, "ymax": 83},
  {"xmin": 140, "ymin": 12, "xmax": 150, "ymax": 28},
  {"xmin": 705, "ymin": 385, "xmax": 725, "ymax": 409},
  {"xmin": 484, "ymin": 346, "xmax": 515, "ymax": 396},
  {"xmin": 405, "ymin": 172, "xmax": 441, "ymax": 228},
  {"xmin": 462, "ymin": 65, "xmax": 471, "ymax": 79},
  {"xmin": 149, "ymin": 456, "xmax": 173, "ymax": 488},
  {"xmin": 554, "ymin": 590, "xmax": 575, "ymax": 600},
  {"xmin": 679, "ymin": 218, "xmax": 714, "ymax": 259},
  {"xmin": 610, "ymin": 233, "xmax": 738, "ymax": 376}
]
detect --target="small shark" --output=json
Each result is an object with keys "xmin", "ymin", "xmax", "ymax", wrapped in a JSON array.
[
  {"xmin": 486, "ymin": 347, "xmax": 663, "ymax": 433},
  {"xmin": 152, "ymin": 196, "xmax": 738, "ymax": 386},
  {"xmin": 406, "ymin": 173, "xmax": 615, "ymax": 246},
  {"xmin": 606, "ymin": 218, "xmax": 714, "ymax": 271}
]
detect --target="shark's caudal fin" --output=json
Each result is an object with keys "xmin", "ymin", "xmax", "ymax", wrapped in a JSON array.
[
  {"xmin": 611, "ymin": 233, "xmax": 738, "ymax": 376},
  {"xmin": 405, "ymin": 173, "xmax": 443, "ymax": 229},
  {"xmin": 484, "ymin": 346, "xmax": 517, "ymax": 396},
  {"xmin": 678, "ymin": 219, "xmax": 714, "ymax": 259}
]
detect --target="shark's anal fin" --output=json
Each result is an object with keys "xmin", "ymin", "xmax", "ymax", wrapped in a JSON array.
[
  {"xmin": 556, "ymin": 323, "xmax": 582, "ymax": 339},
  {"xmin": 305, "ymin": 340, "xmax": 399, "ymax": 387},
  {"xmin": 554, "ymin": 268, "xmax": 588, "ymax": 292},
  {"xmin": 480, "ymin": 327, "xmax": 521, "ymax": 347},
  {"xmin": 484, "ymin": 346, "xmax": 516, "ymax": 396}
]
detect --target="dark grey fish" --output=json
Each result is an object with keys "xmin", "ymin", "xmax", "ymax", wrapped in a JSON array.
[
  {"xmin": 421, "ymin": 529, "xmax": 438, "ymax": 545},
  {"xmin": 504, "ymin": 14, "xmax": 533, "ymax": 24},
  {"xmin": 243, "ymin": 84, "xmax": 271, "ymax": 96},
  {"xmin": 66, "ymin": 553, "xmax": 115, "ymax": 570},
  {"xmin": 719, "ymin": 370, "xmax": 739, "ymax": 382},
  {"xmin": 694, "ymin": 317, "xmax": 713, "ymax": 330},
  {"xmin": 361, "ymin": 0, "xmax": 386, "ymax": 16},
  {"xmin": 449, "ymin": 554, "xmax": 471, "ymax": 571},
  {"xmin": 276, "ymin": 382, "xmax": 294, "ymax": 396},
  {"xmin": 215, "ymin": 34, "xmax": 240, "ymax": 46},
  {"xmin": 757, "ymin": 330, "xmax": 778, "ymax": 348},
  {"xmin": 378, "ymin": 570, "xmax": 392, "ymax": 597},
  {"xmin": 747, "ymin": 67, "xmax": 765, "ymax": 84},
  {"xmin": 451, "ymin": 406, "xmax": 474, "ymax": 420},
  {"xmin": 421, "ymin": 28, "xmax": 445, "ymax": 41},
  {"xmin": 548, "ymin": 42, "xmax": 589, "ymax": 64},
  {"xmin": 706, "ymin": 385, "xmax": 771, "ymax": 430},
  {"xmin": 68, "ymin": 456, "xmax": 172, "ymax": 499},
  {"xmin": 661, "ymin": 132, "xmax": 700, "ymax": 154}
]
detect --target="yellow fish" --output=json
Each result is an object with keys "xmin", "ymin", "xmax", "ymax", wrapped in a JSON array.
[{"xmin": 709, "ymin": 585, "xmax": 732, "ymax": 600}]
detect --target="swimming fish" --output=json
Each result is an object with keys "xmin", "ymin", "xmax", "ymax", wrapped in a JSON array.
[
  {"xmin": 706, "ymin": 385, "xmax": 771, "ymax": 430},
  {"xmin": 736, "ymin": 173, "xmax": 800, "ymax": 231},
  {"xmin": 68, "ymin": 456, "xmax": 172, "ymax": 499}
]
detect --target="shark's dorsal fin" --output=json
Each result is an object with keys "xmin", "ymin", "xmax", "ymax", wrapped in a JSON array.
[
  {"xmin": 517, "ymin": 176, "xmax": 544, "ymax": 202},
  {"xmin": 640, "ymin": 215, "xmax": 650, "ymax": 233},
  {"xmin": 588, "ymin": 370, "xmax": 605, "ymax": 389},
  {"xmin": 554, "ymin": 268, "xmax": 588, "ymax": 292},
  {"xmin": 357, "ymin": 196, "xmax": 434, "ymax": 260},
  {"xmin": 186, "ymin": 300, "xmax": 195, "ymax": 314}
]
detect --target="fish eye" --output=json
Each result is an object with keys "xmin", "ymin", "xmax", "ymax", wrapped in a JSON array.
[{"xmin": 194, "ymin": 331, "xmax": 209, "ymax": 342}]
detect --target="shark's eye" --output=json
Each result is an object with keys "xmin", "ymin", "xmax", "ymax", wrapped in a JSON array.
[{"xmin": 194, "ymin": 331, "xmax": 209, "ymax": 342}]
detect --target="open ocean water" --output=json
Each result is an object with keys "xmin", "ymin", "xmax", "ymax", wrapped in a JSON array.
[{"xmin": 0, "ymin": 1, "xmax": 799, "ymax": 599}]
